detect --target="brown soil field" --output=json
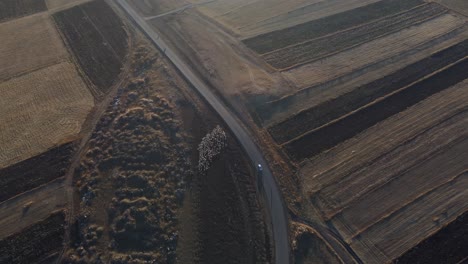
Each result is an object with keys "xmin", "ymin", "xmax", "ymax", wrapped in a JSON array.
[
  {"xmin": 0, "ymin": 62, "xmax": 94, "ymax": 168},
  {"xmin": 0, "ymin": 142, "xmax": 76, "ymax": 202},
  {"xmin": 45, "ymin": 0, "xmax": 90, "ymax": 12},
  {"xmin": 128, "ymin": 0, "xmax": 187, "ymax": 16},
  {"xmin": 197, "ymin": 0, "xmax": 383, "ymax": 38},
  {"xmin": 53, "ymin": 0, "xmax": 128, "ymax": 94},
  {"xmin": 270, "ymin": 39, "xmax": 468, "ymax": 144},
  {"xmin": 284, "ymin": 57, "xmax": 468, "ymax": 161},
  {"xmin": 243, "ymin": 0, "xmax": 424, "ymax": 54},
  {"xmin": 350, "ymin": 174, "xmax": 468, "ymax": 263},
  {"xmin": 0, "ymin": 210, "xmax": 65, "ymax": 264},
  {"xmin": 394, "ymin": 210, "xmax": 468, "ymax": 264},
  {"xmin": 0, "ymin": 0, "xmax": 47, "ymax": 22},
  {"xmin": 263, "ymin": 3, "xmax": 447, "ymax": 70},
  {"xmin": 298, "ymin": 80, "xmax": 468, "ymax": 263},
  {"xmin": 0, "ymin": 13, "xmax": 68, "ymax": 81},
  {"xmin": 150, "ymin": 11, "xmax": 288, "ymax": 97},
  {"xmin": 0, "ymin": 180, "xmax": 66, "ymax": 239},
  {"xmin": 432, "ymin": 0, "xmax": 468, "ymax": 15},
  {"xmin": 258, "ymin": 19, "xmax": 468, "ymax": 126}
]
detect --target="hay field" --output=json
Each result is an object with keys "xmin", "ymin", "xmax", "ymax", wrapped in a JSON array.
[
  {"xmin": 299, "ymin": 80, "xmax": 468, "ymax": 263},
  {"xmin": 195, "ymin": 0, "xmax": 383, "ymax": 37},
  {"xmin": 0, "ymin": 62, "xmax": 94, "ymax": 168},
  {"xmin": 0, "ymin": 13, "xmax": 68, "ymax": 81}
]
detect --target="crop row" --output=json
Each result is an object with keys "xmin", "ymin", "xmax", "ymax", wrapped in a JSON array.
[
  {"xmin": 0, "ymin": 142, "xmax": 76, "ymax": 202},
  {"xmin": 263, "ymin": 3, "xmax": 447, "ymax": 70},
  {"xmin": 284, "ymin": 58, "xmax": 468, "ymax": 161},
  {"xmin": 0, "ymin": 0, "xmax": 47, "ymax": 23},
  {"xmin": 53, "ymin": 0, "xmax": 128, "ymax": 93},
  {"xmin": 243, "ymin": 0, "xmax": 423, "ymax": 54},
  {"xmin": 269, "ymin": 39, "xmax": 468, "ymax": 144}
]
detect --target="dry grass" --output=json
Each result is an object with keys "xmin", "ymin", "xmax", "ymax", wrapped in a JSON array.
[
  {"xmin": 0, "ymin": 13, "xmax": 68, "ymax": 81},
  {"xmin": 0, "ymin": 62, "xmax": 94, "ymax": 168}
]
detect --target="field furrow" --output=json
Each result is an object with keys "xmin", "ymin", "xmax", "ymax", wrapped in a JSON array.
[
  {"xmin": 257, "ymin": 23, "xmax": 468, "ymax": 126},
  {"xmin": 243, "ymin": 0, "xmax": 424, "ymax": 54},
  {"xmin": 331, "ymin": 135, "xmax": 467, "ymax": 240},
  {"xmin": 53, "ymin": 0, "xmax": 128, "ymax": 93},
  {"xmin": 263, "ymin": 3, "xmax": 447, "ymax": 70},
  {"xmin": 272, "ymin": 39, "xmax": 468, "ymax": 145},
  {"xmin": 301, "ymin": 79, "xmax": 468, "ymax": 195},
  {"xmin": 285, "ymin": 58, "xmax": 468, "ymax": 161},
  {"xmin": 351, "ymin": 173, "xmax": 468, "ymax": 262},
  {"xmin": 239, "ymin": 0, "xmax": 383, "ymax": 38},
  {"xmin": 0, "ymin": 0, "xmax": 47, "ymax": 23}
]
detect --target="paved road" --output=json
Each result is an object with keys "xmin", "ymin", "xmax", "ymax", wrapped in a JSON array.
[{"xmin": 116, "ymin": 0, "xmax": 291, "ymax": 263}]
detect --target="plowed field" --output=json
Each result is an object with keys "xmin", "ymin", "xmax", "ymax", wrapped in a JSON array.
[
  {"xmin": 53, "ymin": 0, "xmax": 128, "ymax": 94},
  {"xmin": 0, "ymin": 0, "xmax": 47, "ymax": 22}
]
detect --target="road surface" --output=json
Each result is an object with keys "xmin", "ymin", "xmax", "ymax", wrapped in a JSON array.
[{"xmin": 115, "ymin": 0, "xmax": 291, "ymax": 263}]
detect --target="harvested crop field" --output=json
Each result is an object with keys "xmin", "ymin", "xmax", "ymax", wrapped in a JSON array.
[
  {"xmin": 45, "ymin": 0, "xmax": 90, "ymax": 11},
  {"xmin": 433, "ymin": 0, "xmax": 468, "ymax": 15},
  {"xmin": 262, "ymin": 3, "xmax": 447, "ymax": 70},
  {"xmin": 0, "ymin": 211, "xmax": 65, "ymax": 264},
  {"xmin": 0, "ymin": 142, "xmax": 76, "ymax": 203},
  {"xmin": 0, "ymin": 62, "xmax": 94, "ymax": 168},
  {"xmin": 0, "ymin": 180, "xmax": 66, "ymax": 239},
  {"xmin": 243, "ymin": 0, "xmax": 425, "ymax": 54},
  {"xmin": 128, "ymin": 0, "xmax": 186, "ymax": 16},
  {"xmin": 394, "ymin": 210, "xmax": 468, "ymax": 264},
  {"xmin": 53, "ymin": 0, "xmax": 128, "ymax": 94},
  {"xmin": 298, "ymin": 80, "xmax": 468, "ymax": 263},
  {"xmin": 283, "ymin": 56, "xmax": 468, "ymax": 161},
  {"xmin": 270, "ymin": 39, "xmax": 468, "ymax": 145},
  {"xmin": 0, "ymin": 0, "xmax": 47, "ymax": 23},
  {"xmin": 196, "ymin": 0, "xmax": 385, "ymax": 37},
  {"xmin": 0, "ymin": 13, "xmax": 68, "ymax": 81}
]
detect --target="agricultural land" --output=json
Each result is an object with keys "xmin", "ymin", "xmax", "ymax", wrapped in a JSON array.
[
  {"xmin": 140, "ymin": 0, "xmax": 468, "ymax": 262},
  {"xmin": 0, "ymin": 0, "xmax": 272, "ymax": 263}
]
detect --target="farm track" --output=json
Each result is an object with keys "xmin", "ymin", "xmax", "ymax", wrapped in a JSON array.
[
  {"xmin": 243, "ymin": 0, "xmax": 424, "ymax": 54},
  {"xmin": 270, "ymin": 39, "xmax": 468, "ymax": 144},
  {"xmin": 0, "ymin": 0, "xmax": 47, "ymax": 23},
  {"xmin": 263, "ymin": 3, "xmax": 447, "ymax": 70},
  {"xmin": 284, "ymin": 57, "xmax": 468, "ymax": 161}
]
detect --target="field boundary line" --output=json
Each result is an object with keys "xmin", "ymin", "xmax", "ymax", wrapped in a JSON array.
[
  {"xmin": 280, "ymin": 56, "xmax": 468, "ymax": 147},
  {"xmin": 321, "ymin": 112, "xmax": 468, "ymax": 220},
  {"xmin": 265, "ymin": 24, "xmax": 468, "ymax": 129},
  {"xmin": 271, "ymin": 7, "xmax": 449, "ymax": 71},
  {"xmin": 348, "ymin": 169, "xmax": 468, "ymax": 240},
  {"xmin": 258, "ymin": 3, "xmax": 430, "ymax": 56}
]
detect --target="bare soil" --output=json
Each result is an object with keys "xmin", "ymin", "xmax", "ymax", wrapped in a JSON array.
[
  {"xmin": 0, "ymin": 0, "xmax": 47, "ymax": 23},
  {"xmin": 0, "ymin": 210, "xmax": 66, "ymax": 264},
  {"xmin": 53, "ymin": 0, "xmax": 129, "ymax": 94},
  {"xmin": 0, "ymin": 142, "xmax": 76, "ymax": 202},
  {"xmin": 285, "ymin": 58, "xmax": 468, "ymax": 161}
]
